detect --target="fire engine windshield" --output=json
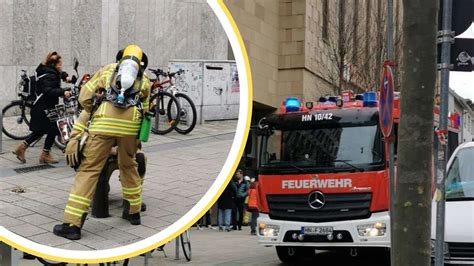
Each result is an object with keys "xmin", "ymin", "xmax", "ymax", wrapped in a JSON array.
[
  {"xmin": 446, "ymin": 147, "xmax": 474, "ymax": 201},
  {"xmin": 260, "ymin": 124, "xmax": 384, "ymax": 173}
]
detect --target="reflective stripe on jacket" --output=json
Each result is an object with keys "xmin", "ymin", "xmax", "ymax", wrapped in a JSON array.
[
  {"xmin": 70, "ymin": 110, "xmax": 90, "ymax": 139},
  {"xmin": 78, "ymin": 63, "xmax": 151, "ymax": 136}
]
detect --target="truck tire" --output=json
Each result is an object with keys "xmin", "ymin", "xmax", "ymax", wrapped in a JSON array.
[{"xmin": 276, "ymin": 246, "xmax": 300, "ymax": 263}]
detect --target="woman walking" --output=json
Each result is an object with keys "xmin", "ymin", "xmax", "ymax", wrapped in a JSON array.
[{"xmin": 13, "ymin": 51, "xmax": 71, "ymax": 164}]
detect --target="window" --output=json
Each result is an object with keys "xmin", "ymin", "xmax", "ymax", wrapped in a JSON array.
[
  {"xmin": 446, "ymin": 148, "xmax": 474, "ymax": 200},
  {"xmin": 261, "ymin": 125, "xmax": 384, "ymax": 171},
  {"xmin": 322, "ymin": 0, "xmax": 329, "ymax": 40},
  {"xmin": 468, "ymin": 116, "xmax": 471, "ymax": 132}
]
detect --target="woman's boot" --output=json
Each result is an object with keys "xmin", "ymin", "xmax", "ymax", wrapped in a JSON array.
[
  {"xmin": 13, "ymin": 142, "xmax": 27, "ymax": 163},
  {"xmin": 39, "ymin": 149, "xmax": 59, "ymax": 164}
]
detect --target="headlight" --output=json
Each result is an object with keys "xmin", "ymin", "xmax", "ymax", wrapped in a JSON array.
[
  {"xmin": 258, "ymin": 223, "xmax": 280, "ymax": 237},
  {"xmin": 430, "ymin": 239, "xmax": 449, "ymax": 256},
  {"xmin": 357, "ymin": 222, "xmax": 387, "ymax": 237}
]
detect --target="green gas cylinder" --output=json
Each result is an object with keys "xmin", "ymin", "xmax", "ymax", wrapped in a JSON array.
[{"xmin": 138, "ymin": 111, "xmax": 154, "ymax": 142}]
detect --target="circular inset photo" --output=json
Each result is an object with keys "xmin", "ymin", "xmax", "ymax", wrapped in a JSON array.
[{"xmin": 0, "ymin": 0, "xmax": 251, "ymax": 263}]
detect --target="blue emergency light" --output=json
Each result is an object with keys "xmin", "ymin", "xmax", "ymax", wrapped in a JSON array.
[
  {"xmin": 363, "ymin": 92, "xmax": 377, "ymax": 107},
  {"xmin": 285, "ymin": 97, "xmax": 300, "ymax": 112},
  {"xmin": 328, "ymin": 96, "xmax": 338, "ymax": 103}
]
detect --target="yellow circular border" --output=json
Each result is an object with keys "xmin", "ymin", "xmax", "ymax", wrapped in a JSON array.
[{"xmin": 0, "ymin": 0, "xmax": 253, "ymax": 263}]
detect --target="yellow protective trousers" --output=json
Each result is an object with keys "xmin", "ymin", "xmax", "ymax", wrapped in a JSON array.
[{"xmin": 63, "ymin": 134, "xmax": 142, "ymax": 227}]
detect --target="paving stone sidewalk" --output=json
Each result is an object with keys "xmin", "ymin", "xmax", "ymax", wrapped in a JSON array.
[{"xmin": 0, "ymin": 120, "xmax": 237, "ymax": 250}]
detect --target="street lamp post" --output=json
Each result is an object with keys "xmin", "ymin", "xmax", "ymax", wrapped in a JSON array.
[{"xmin": 435, "ymin": 0, "xmax": 454, "ymax": 265}]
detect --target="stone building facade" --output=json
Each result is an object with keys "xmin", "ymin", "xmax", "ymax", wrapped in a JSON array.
[
  {"xmin": 0, "ymin": 0, "xmax": 229, "ymax": 108},
  {"xmin": 224, "ymin": 0, "xmax": 402, "ymax": 113},
  {"xmin": 225, "ymin": 0, "xmax": 403, "ymax": 175}
]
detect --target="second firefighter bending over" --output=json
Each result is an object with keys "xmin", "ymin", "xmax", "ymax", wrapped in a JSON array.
[
  {"xmin": 53, "ymin": 45, "xmax": 151, "ymax": 240},
  {"xmin": 67, "ymin": 108, "xmax": 148, "ymax": 211}
]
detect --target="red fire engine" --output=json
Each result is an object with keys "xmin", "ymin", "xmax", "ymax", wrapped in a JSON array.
[{"xmin": 255, "ymin": 91, "xmax": 460, "ymax": 262}]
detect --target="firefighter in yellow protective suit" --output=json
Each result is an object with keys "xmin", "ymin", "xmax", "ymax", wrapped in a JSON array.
[
  {"xmin": 53, "ymin": 45, "xmax": 150, "ymax": 240},
  {"xmin": 67, "ymin": 109, "xmax": 148, "ymax": 210}
]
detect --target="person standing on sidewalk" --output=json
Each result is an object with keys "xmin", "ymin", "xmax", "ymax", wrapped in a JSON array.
[
  {"xmin": 53, "ymin": 45, "xmax": 150, "ymax": 240},
  {"xmin": 197, "ymin": 209, "xmax": 215, "ymax": 230},
  {"xmin": 217, "ymin": 181, "xmax": 235, "ymax": 232},
  {"xmin": 247, "ymin": 178, "xmax": 259, "ymax": 235},
  {"xmin": 232, "ymin": 169, "xmax": 249, "ymax": 231},
  {"xmin": 13, "ymin": 51, "xmax": 72, "ymax": 164}
]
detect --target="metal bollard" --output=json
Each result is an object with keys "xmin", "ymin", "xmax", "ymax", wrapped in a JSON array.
[
  {"xmin": 92, "ymin": 172, "xmax": 111, "ymax": 218},
  {"xmin": 0, "ymin": 242, "xmax": 19, "ymax": 265},
  {"xmin": 174, "ymin": 237, "xmax": 180, "ymax": 260},
  {"xmin": 92, "ymin": 157, "xmax": 118, "ymax": 218}
]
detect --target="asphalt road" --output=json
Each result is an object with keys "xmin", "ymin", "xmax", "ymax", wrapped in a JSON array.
[{"xmin": 17, "ymin": 226, "xmax": 391, "ymax": 265}]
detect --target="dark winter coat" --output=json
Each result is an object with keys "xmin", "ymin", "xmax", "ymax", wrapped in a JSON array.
[
  {"xmin": 29, "ymin": 64, "xmax": 64, "ymax": 134},
  {"xmin": 233, "ymin": 179, "xmax": 249, "ymax": 200},
  {"xmin": 217, "ymin": 183, "xmax": 235, "ymax": 210}
]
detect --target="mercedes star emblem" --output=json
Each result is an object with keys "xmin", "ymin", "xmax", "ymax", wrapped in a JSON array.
[{"xmin": 308, "ymin": 191, "xmax": 326, "ymax": 210}]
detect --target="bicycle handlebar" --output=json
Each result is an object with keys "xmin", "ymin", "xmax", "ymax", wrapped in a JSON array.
[{"xmin": 148, "ymin": 68, "xmax": 185, "ymax": 78}]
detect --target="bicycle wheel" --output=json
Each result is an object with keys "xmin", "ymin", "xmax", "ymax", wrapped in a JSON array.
[
  {"xmin": 180, "ymin": 230, "xmax": 192, "ymax": 261},
  {"xmin": 36, "ymin": 257, "xmax": 67, "ymax": 266},
  {"xmin": 172, "ymin": 93, "xmax": 197, "ymax": 135},
  {"xmin": 2, "ymin": 101, "xmax": 32, "ymax": 140},
  {"xmin": 150, "ymin": 91, "xmax": 181, "ymax": 135},
  {"xmin": 54, "ymin": 135, "xmax": 66, "ymax": 150}
]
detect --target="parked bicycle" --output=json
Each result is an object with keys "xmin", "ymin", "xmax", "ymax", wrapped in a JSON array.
[
  {"xmin": 151, "ymin": 229, "xmax": 192, "ymax": 262},
  {"xmin": 1, "ymin": 71, "xmax": 35, "ymax": 140},
  {"xmin": 51, "ymin": 59, "xmax": 90, "ymax": 150},
  {"xmin": 149, "ymin": 68, "xmax": 197, "ymax": 135},
  {"xmin": 148, "ymin": 68, "xmax": 181, "ymax": 135}
]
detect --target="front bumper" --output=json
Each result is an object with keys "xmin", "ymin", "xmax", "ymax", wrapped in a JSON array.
[{"xmin": 257, "ymin": 212, "xmax": 390, "ymax": 248}]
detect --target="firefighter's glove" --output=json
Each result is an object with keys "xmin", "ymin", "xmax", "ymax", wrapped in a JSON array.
[{"xmin": 65, "ymin": 138, "xmax": 81, "ymax": 168}]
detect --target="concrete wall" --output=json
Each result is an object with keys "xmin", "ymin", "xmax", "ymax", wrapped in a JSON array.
[
  {"xmin": 0, "ymin": 0, "xmax": 228, "ymax": 109},
  {"xmin": 225, "ymin": 0, "xmax": 339, "ymax": 107},
  {"xmin": 226, "ymin": 0, "xmax": 400, "ymax": 109}
]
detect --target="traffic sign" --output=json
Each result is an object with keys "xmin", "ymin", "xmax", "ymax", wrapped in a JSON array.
[
  {"xmin": 438, "ymin": 0, "xmax": 474, "ymax": 36},
  {"xmin": 379, "ymin": 61, "xmax": 395, "ymax": 138},
  {"xmin": 452, "ymin": 38, "xmax": 474, "ymax": 72}
]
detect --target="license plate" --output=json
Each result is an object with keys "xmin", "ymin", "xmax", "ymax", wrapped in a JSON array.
[{"xmin": 302, "ymin": 226, "xmax": 333, "ymax": 236}]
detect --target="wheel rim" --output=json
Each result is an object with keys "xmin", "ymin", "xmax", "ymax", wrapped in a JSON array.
[
  {"xmin": 180, "ymin": 108, "xmax": 188, "ymax": 120},
  {"xmin": 174, "ymin": 94, "xmax": 196, "ymax": 134},
  {"xmin": 180, "ymin": 231, "xmax": 192, "ymax": 261},
  {"xmin": 150, "ymin": 93, "xmax": 180, "ymax": 134},
  {"xmin": 2, "ymin": 103, "xmax": 31, "ymax": 139}
]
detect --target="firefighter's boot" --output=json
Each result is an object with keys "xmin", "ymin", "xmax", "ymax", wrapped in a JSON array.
[
  {"xmin": 53, "ymin": 213, "xmax": 87, "ymax": 240},
  {"xmin": 13, "ymin": 142, "xmax": 27, "ymax": 163},
  {"xmin": 122, "ymin": 200, "xmax": 141, "ymax": 225},
  {"xmin": 53, "ymin": 224, "xmax": 81, "ymax": 240},
  {"xmin": 39, "ymin": 150, "xmax": 59, "ymax": 164}
]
